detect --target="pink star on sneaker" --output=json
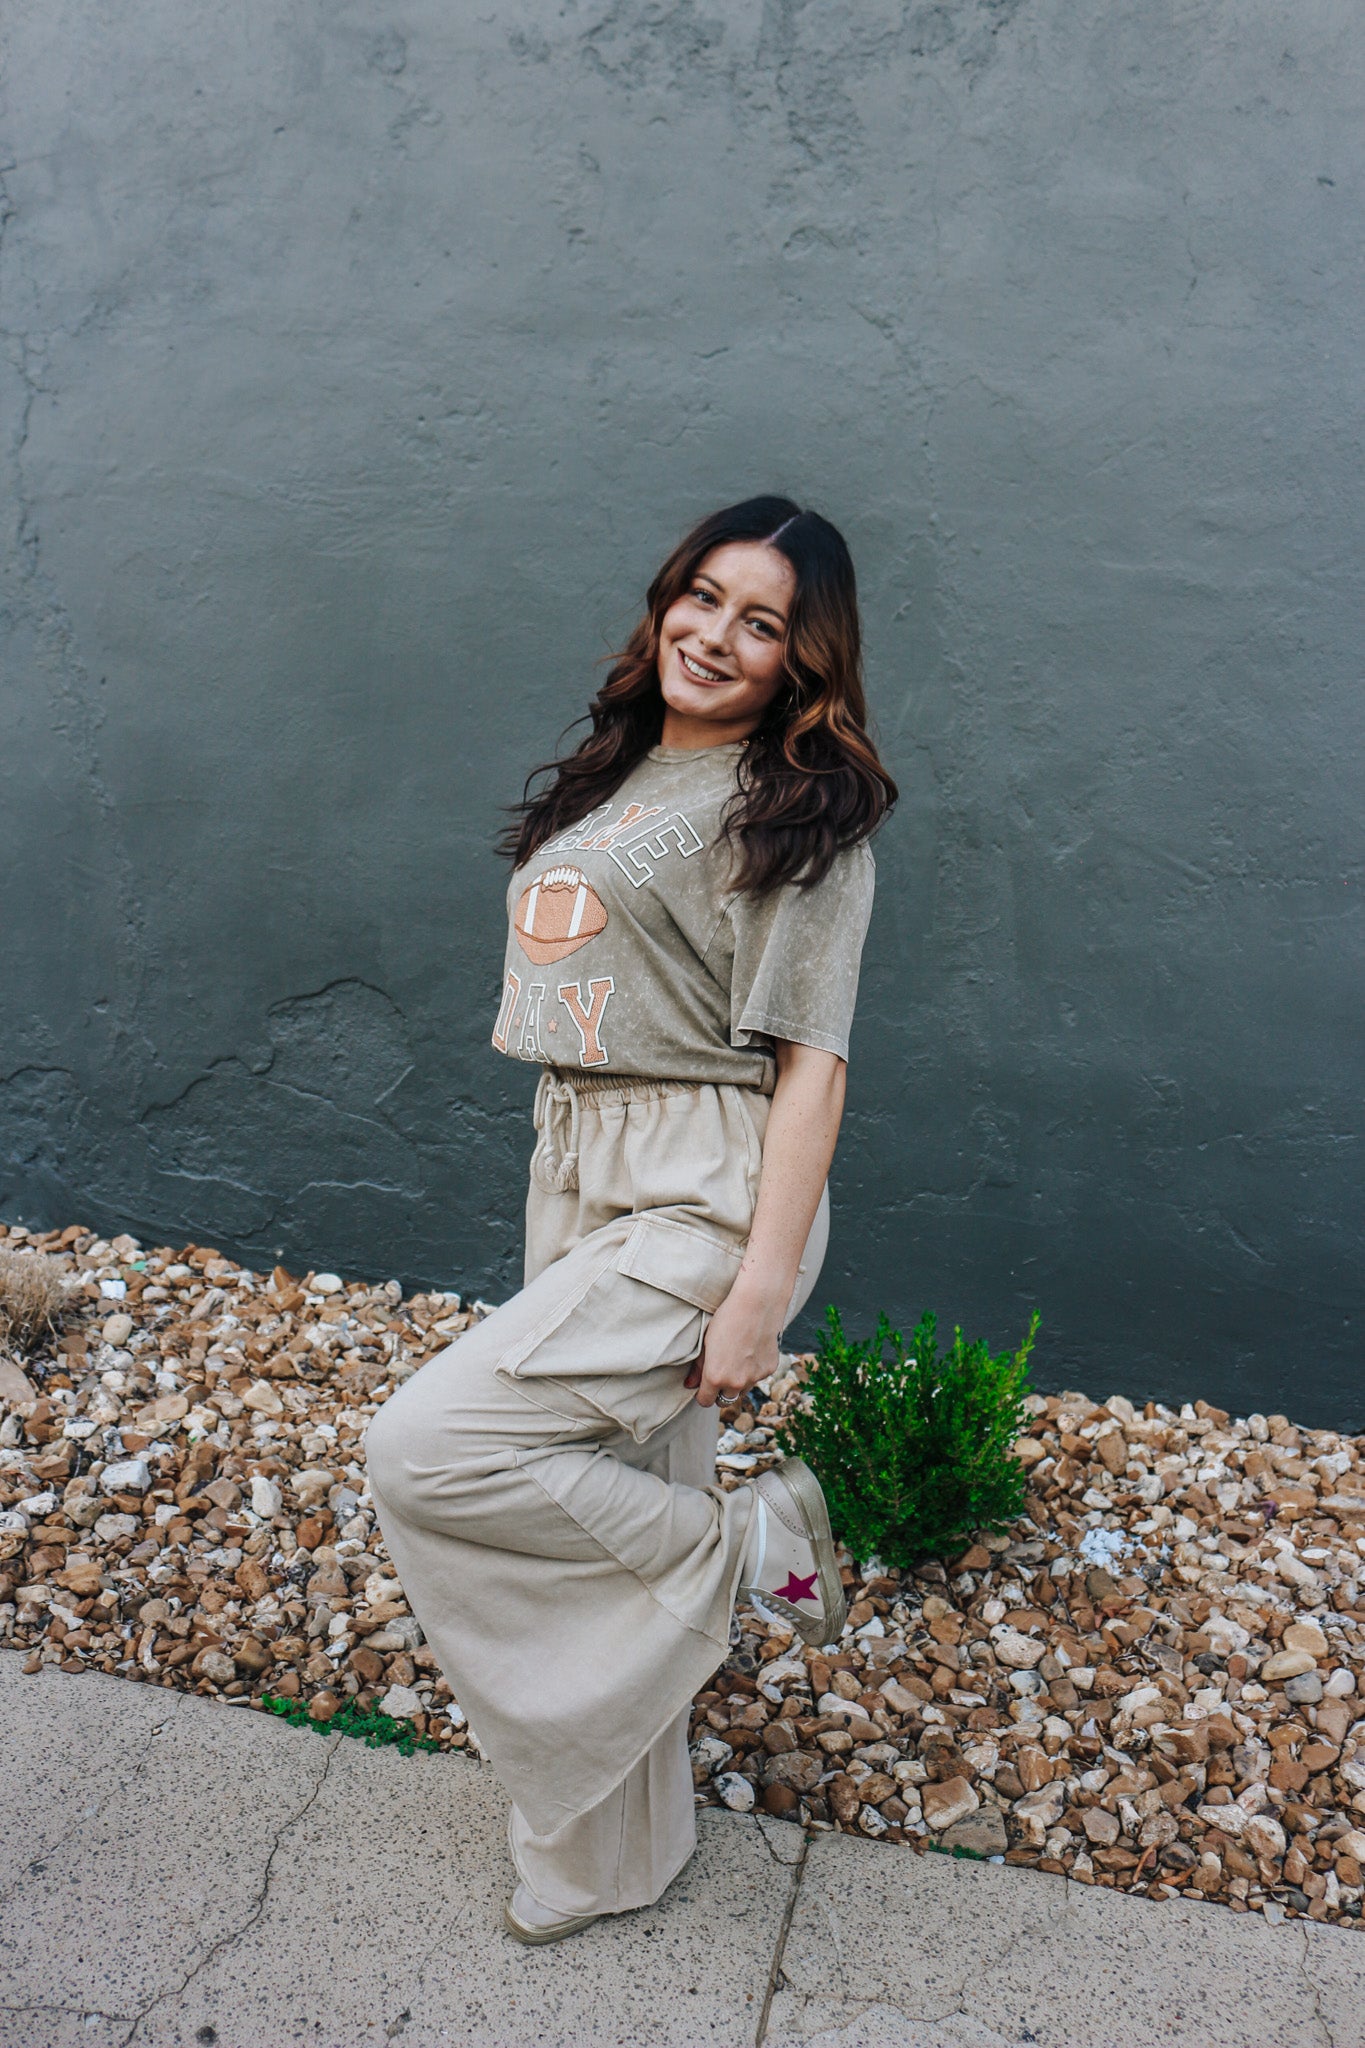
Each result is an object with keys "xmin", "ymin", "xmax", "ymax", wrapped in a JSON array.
[{"xmin": 772, "ymin": 1569, "xmax": 819, "ymax": 1604}]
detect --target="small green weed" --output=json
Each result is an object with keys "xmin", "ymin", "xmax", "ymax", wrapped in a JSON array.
[
  {"xmin": 776, "ymin": 1304, "xmax": 1039, "ymax": 1568},
  {"xmin": 260, "ymin": 1692, "xmax": 439, "ymax": 1756}
]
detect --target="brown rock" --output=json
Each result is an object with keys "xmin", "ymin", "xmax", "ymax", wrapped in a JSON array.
[
  {"xmin": 1017, "ymin": 1747, "xmax": 1052, "ymax": 1792},
  {"xmin": 0, "ymin": 1358, "xmax": 37, "ymax": 1405},
  {"xmin": 236, "ymin": 1558, "xmax": 271, "ymax": 1602},
  {"xmin": 1261, "ymin": 1649, "xmax": 1316, "ymax": 1683},
  {"xmin": 922, "ymin": 1776, "xmax": 979, "ymax": 1832},
  {"xmin": 308, "ymin": 1691, "xmax": 340, "ymax": 1723},
  {"xmin": 1270, "ymin": 1756, "xmax": 1310, "ymax": 1794},
  {"xmin": 858, "ymin": 1773, "xmax": 898, "ymax": 1806},
  {"xmin": 1301, "ymin": 1742, "xmax": 1340, "ymax": 1773},
  {"xmin": 55, "ymin": 1558, "xmax": 104, "ymax": 1597},
  {"xmin": 940, "ymin": 1807, "xmax": 1009, "ymax": 1856},
  {"xmin": 882, "ymin": 1675, "xmax": 931, "ymax": 1710},
  {"xmin": 1154, "ymin": 1723, "xmax": 1210, "ymax": 1766},
  {"xmin": 953, "ymin": 1545, "xmax": 992, "ymax": 1572},
  {"xmin": 1082, "ymin": 1806, "xmax": 1121, "ymax": 1846},
  {"xmin": 828, "ymin": 1775, "xmax": 862, "ymax": 1825},
  {"xmin": 762, "ymin": 1721, "xmax": 798, "ymax": 1755},
  {"xmin": 1316, "ymin": 1700, "xmax": 1351, "ymax": 1743},
  {"xmin": 761, "ymin": 1782, "xmax": 801, "ymax": 1817},
  {"xmin": 191, "ymin": 1647, "xmax": 236, "ymax": 1686},
  {"xmin": 1095, "ymin": 1432, "xmax": 1128, "ymax": 1475},
  {"xmin": 232, "ymin": 1637, "xmax": 272, "ymax": 1677},
  {"xmin": 761, "ymin": 1750, "xmax": 822, "ymax": 1794}
]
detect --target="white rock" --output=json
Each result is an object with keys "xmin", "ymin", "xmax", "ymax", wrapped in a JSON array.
[
  {"xmin": 993, "ymin": 1628, "xmax": 1046, "ymax": 1669},
  {"xmin": 312, "ymin": 1273, "xmax": 344, "ymax": 1294},
  {"xmin": 18, "ymin": 1491, "xmax": 57, "ymax": 1516},
  {"xmin": 1337, "ymin": 1828, "xmax": 1365, "ymax": 1862},
  {"xmin": 250, "ymin": 1476, "xmax": 283, "ymax": 1519},
  {"xmin": 379, "ymin": 1684, "xmax": 424, "ymax": 1720},
  {"xmin": 1324, "ymin": 1669, "xmax": 1357, "ymax": 1697},
  {"xmin": 242, "ymin": 1380, "xmax": 284, "ymax": 1417},
  {"xmin": 94, "ymin": 1513, "xmax": 139, "ymax": 1542},
  {"xmin": 100, "ymin": 1458, "xmax": 151, "ymax": 1494},
  {"xmin": 1243, "ymin": 1813, "xmax": 1287, "ymax": 1860},
  {"xmin": 1276, "ymin": 1550, "xmax": 1319, "ymax": 1591},
  {"xmin": 715, "ymin": 1772, "xmax": 756, "ymax": 1812},
  {"xmin": 366, "ymin": 1618, "xmax": 424, "ymax": 1653},
  {"xmin": 690, "ymin": 1735, "xmax": 731, "ymax": 1775},
  {"xmin": 99, "ymin": 1278, "xmax": 127, "ymax": 1299},
  {"xmin": 1012, "ymin": 1783, "xmax": 1067, "ymax": 1844},
  {"xmin": 0, "ymin": 1510, "xmax": 29, "ymax": 1535},
  {"xmin": 1204, "ymin": 1611, "xmax": 1250, "ymax": 1654},
  {"xmin": 363, "ymin": 1570, "xmax": 405, "ymax": 1607}
]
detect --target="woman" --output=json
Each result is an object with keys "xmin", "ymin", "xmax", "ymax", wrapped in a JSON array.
[{"xmin": 365, "ymin": 494, "xmax": 897, "ymax": 1943}]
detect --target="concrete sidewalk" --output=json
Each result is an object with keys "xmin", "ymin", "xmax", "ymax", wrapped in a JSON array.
[{"xmin": 1, "ymin": 1653, "xmax": 1360, "ymax": 2048}]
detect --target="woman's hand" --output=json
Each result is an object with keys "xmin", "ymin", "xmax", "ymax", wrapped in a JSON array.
[
  {"xmin": 686, "ymin": 1039, "xmax": 846, "ymax": 1410},
  {"xmin": 686, "ymin": 1277, "xmax": 786, "ymax": 1408}
]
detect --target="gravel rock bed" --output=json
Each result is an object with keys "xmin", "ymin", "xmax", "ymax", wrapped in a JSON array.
[{"xmin": 2, "ymin": 1220, "xmax": 1363, "ymax": 1930}]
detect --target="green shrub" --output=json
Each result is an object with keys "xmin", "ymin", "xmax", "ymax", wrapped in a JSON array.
[{"xmin": 775, "ymin": 1305, "xmax": 1039, "ymax": 1569}]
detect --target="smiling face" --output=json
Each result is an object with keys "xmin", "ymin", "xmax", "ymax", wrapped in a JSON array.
[{"xmin": 656, "ymin": 541, "xmax": 796, "ymax": 749}]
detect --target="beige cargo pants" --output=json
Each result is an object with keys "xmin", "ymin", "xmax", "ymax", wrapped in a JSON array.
[{"xmin": 365, "ymin": 1069, "xmax": 828, "ymax": 1917}]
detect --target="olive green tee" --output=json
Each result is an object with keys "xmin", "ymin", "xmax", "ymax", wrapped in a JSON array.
[{"xmin": 492, "ymin": 740, "xmax": 876, "ymax": 1088}]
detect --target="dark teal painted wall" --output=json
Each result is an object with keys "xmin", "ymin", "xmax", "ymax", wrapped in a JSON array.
[{"xmin": 2, "ymin": 2, "xmax": 1361, "ymax": 1420}]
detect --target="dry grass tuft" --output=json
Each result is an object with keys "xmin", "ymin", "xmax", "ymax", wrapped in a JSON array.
[{"xmin": 0, "ymin": 1247, "xmax": 73, "ymax": 1351}]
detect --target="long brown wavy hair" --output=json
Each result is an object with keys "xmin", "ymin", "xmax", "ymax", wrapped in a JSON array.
[{"xmin": 498, "ymin": 495, "xmax": 898, "ymax": 892}]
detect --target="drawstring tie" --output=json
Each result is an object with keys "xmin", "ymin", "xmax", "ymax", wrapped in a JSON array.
[{"xmin": 530, "ymin": 1069, "xmax": 583, "ymax": 1193}]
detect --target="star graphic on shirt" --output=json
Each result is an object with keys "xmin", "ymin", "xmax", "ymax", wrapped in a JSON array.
[{"xmin": 772, "ymin": 1570, "xmax": 819, "ymax": 1604}]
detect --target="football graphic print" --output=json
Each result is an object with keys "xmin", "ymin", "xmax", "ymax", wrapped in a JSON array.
[{"xmin": 514, "ymin": 865, "xmax": 609, "ymax": 964}]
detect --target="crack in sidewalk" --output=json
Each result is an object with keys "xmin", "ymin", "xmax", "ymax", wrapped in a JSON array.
[
  {"xmin": 754, "ymin": 1827, "xmax": 810, "ymax": 2046},
  {"xmin": 4, "ymin": 1693, "xmax": 184, "ymax": 1914},
  {"xmin": 1296, "ymin": 1924, "xmax": 1337, "ymax": 2048},
  {"xmin": 117, "ymin": 1733, "xmax": 342, "ymax": 2045}
]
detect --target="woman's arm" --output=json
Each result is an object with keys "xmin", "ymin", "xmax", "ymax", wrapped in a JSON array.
[{"xmin": 687, "ymin": 1038, "xmax": 847, "ymax": 1409}]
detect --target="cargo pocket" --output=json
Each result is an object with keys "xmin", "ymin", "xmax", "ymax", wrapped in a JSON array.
[{"xmin": 498, "ymin": 1213, "xmax": 745, "ymax": 1444}]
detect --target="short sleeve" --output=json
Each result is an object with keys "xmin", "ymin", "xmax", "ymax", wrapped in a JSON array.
[{"xmin": 723, "ymin": 842, "xmax": 876, "ymax": 1062}]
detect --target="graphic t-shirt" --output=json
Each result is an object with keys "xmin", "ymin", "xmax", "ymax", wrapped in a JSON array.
[{"xmin": 492, "ymin": 741, "xmax": 876, "ymax": 1087}]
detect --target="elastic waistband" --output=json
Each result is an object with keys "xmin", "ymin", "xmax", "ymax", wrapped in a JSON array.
[{"xmin": 538, "ymin": 1067, "xmax": 774, "ymax": 1104}]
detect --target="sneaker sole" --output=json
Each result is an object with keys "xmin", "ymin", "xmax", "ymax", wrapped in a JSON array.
[
  {"xmin": 740, "ymin": 1455, "xmax": 848, "ymax": 1646},
  {"xmin": 502, "ymin": 1901, "xmax": 603, "ymax": 1945}
]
